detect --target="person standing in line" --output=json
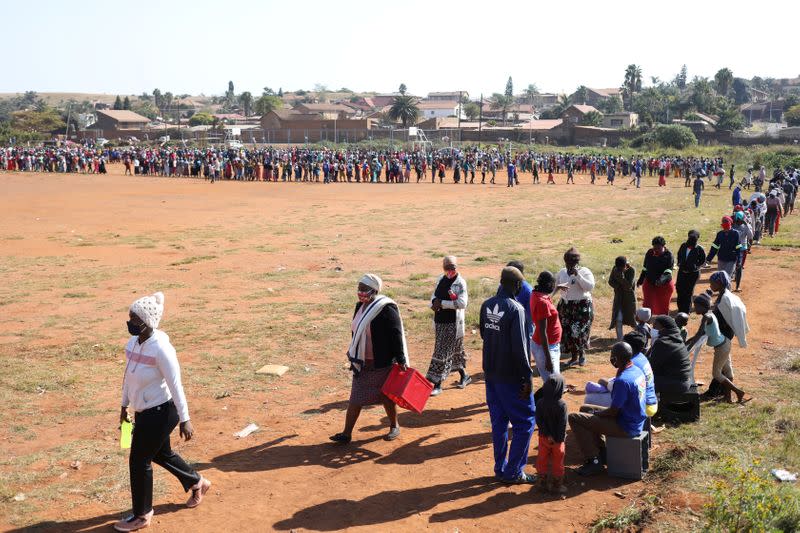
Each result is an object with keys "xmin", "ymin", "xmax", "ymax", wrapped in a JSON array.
[
  {"xmin": 675, "ymin": 230, "xmax": 706, "ymax": 314},
  {"xmin": 637, "ymin": 236, "xmax": 675, "ymax": 316},
  {"xmin": 705, "ymin": 216, "xmax": 741, "ymax": 278},
  {"xmin": 480, "ymin": 266, "xmax": 536, "ymax": 484},
  {"xmin": 506, "ymin": 260, "xmax": 534, "ymax": 351},
  {"xmin": 507, "ymin": 160, "xmax": 516, "ymax": 188},
  {"xmin": 426, "ymin": 256, "xmax": 470, "ymax": 396},
  {"xmin": 608, "ymin": 256, "xmax": 637, "ymax": 341},
  {"xmin": 530, "ymin": 271, "xmax": 562, "ymax": 384},
  {"xmin": 556, "ymin": 248, "xmax": 595, "ymax": 367},
  {"xmin": 693, "ymin": 173, "xmax": 705, "ymax": 207},
  {"xmin": 116, "ymin": 292, "xmax": 211, "ymax": 532}
]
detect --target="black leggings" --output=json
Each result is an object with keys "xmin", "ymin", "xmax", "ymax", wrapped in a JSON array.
[
  {"xmin": 675, "ymin": 270, "xmax": 699, "ymax": 314},
  {"xmin": 130, "ymin": 401, "xmax": 201, "ymax": 516}
]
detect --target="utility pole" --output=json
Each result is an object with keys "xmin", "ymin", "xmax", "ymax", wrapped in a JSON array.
[
  {"xmin": 457, "ymin": 90, "xmax": 463, "ymax": 144},
  {"xmin": 478, "ymin": 93, "xmax": 483, "ymax": 147},
  {"xmin": 64, "ymin": 103, "xmax": 72, "ymax": 145}
]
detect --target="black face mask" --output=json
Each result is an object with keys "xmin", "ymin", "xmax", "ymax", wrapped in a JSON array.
[{"xmin": 127, "ymin": 320, "xmax": 143, "ymax": 336}]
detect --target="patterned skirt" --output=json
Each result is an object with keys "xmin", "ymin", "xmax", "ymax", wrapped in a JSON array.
[
  {"xmin": 349, "ymin": 364, "xmax": 392, "ymax": 407},
  {"xmin": 426, "ymin": 322, "xmax": 467, "ymax": 384},
  {"xmin": 557, "ymin": 299, "xmax": 594, "ymax": 356}
]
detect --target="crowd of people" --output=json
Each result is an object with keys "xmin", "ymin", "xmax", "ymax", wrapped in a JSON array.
[
  {"xmin": 105, "ymin": 145, "xmax": 790, "ymax": 530},
  {"xmin": 1, "ymin": 143, "xmax": 743, "ymax": 186}
]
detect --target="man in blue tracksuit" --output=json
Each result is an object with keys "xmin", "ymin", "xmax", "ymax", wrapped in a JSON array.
[{"xmin": 480, "ymin": 266, "xmax": 536, "ymax": 483}]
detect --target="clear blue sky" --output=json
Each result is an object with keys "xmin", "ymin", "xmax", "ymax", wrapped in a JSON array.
[{"xmin": 3, "ymin": 0, "xmax": 796, "ymax": 97}]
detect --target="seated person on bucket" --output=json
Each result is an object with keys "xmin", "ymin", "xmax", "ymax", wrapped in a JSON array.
[
  {"xmin": 568, "ymin": 342, "xmax": 647, "ymax": 476},
  {"xmin": 480, "ymin": 266, "xmax": 536, "ymax": 484},
  {"xmin": 582, "ymin": 331, "xmax": 657, "ymax": 418}
]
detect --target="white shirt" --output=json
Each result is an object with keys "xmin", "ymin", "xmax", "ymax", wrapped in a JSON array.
[
  {"xmin": 121, "ymin": 329, "xmax": 190, "ymax": 422},
  {"xmin": 556, "ymin": 266, "xmax": 596, "ymax": 302}
]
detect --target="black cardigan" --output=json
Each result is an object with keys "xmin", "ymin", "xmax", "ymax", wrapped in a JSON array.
[
  {"xmin": 353, "ymin": 302, "xmax": 407, "ymax": 369},
  {"xmin": 676, "ymin": 243, "xmax": 707, "ymax": 274}
]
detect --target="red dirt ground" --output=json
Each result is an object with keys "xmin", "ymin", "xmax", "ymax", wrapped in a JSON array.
[{"xmin": 0, "ymin": 166, "xmax": 796, "ymax": 532}]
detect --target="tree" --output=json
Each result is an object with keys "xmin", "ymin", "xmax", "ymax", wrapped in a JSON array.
[
  {"xmin": 139, "ymin": 92, "xmax": 152, "ymax": 102},
  {"xmin": 785, "ymin": 104, "xmax": 800, "ymax": 127},
  {"xmin": 189, "ymin": 112, "xmax": 214, "ymax": 126},
  {"xmin": 573, "ymin": 85, "xmax": 589, "ymax": 105},
  {"xmin": 262, "ymin": 87, "xmax": 275, "ymax": 96},
  {"xmin": 238, "ymin": 91, "xmax": 253, "ymax": 116},
  {"xmin": 113, "ymin": 96, "xmax": 123, "ymax": 110},
  {"xmin": 732, "ymin": 78, "xmax": 751, "ymax": 105},
  {"xmin": 398, "ymin": 83, "xmax": 407, "ymax": 95},
  {"xmin": 254, "ymin": 94, "xmax": 282, "ymax": 115},
  {"xmin": 132, "ymin": 100, "xmax": 158, "ymax": 120},
  {"xmin": 552, "ymin": 93, "xmax": 572, "ymax": 117},
  {"xmin": 152, "ymin": 89, "xmax": 164, "ymax": 112},
  {"xmin": 654, "ymin": 124, "xmax": 697, "ymax": 148},
  {"xmin": 11, "ymin": 108, "xmax": 65, "ymax": 134},
  {"xmin": 163, "ymin": 92, "xmax": 174, "ymax": 111},
  {"xmin": 388, "ymin": 95, "xmax": 419, "ymax": 127},
  {"xmin": 225, "ymin": 81, "xmax": 235, "ymax": 108},
  {"xmin": 122, "ymin": 96, "xmax": 131, "ymax": 110},
  {"xmin": 524, "ymin": 84, "xmax": 539, "ymax": 107},
  {"xmin": 596, "ymin": 95, "xmax": 623, "ymax": 114},
  {"xmin": 622, "ymin": 64, "xmax": 643, "ymax": 109},
  {"xmin": 490, "ymin": 93, "xmax": 514, "ymax": 125},
  {"xmin": 278, "ymin": 87, "xmax": 283, "ymax": 97},
  {"xmin": 313, "ymin": 83, "xmax": 328, "ymax": 103},
  {"xmin": 505, "ymin": 76, "xmax": 513, "ymax": 98},
  {"xmin": 463, "ymin": 101, "xmax": 480, "ymax": 120},
  {"xmin": 715, "ymin": 97, "xmax": 745, "ymax": 131},
  {"xmin": 689, "ymin": 77, "xmax": 716, "ymax": 114},
  {"xmin": 633, "ymin": 87, "xmax": 670, "ymax": 126},
  {"xmin": 580, "ymin": 110, "xmax": 603, "ymax": 126},
  {"xmin": 714, "ymin": 68, "xmax": 734, "ymax": 97},
  {"xmin": 675, "ymin": 64, "xmax": 688, "ymax": 91}
]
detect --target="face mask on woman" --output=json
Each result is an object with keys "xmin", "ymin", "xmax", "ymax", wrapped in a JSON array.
[
  {"xmin": 127, "ymin": 320, "xmax": 143, "ymax": 336},
  {"xmin": 357, "ymin": 290, "xmax": 375, "ymax": 303},
  {"xmin": 445, "ymin": 269, "xmax": 457, "ymax": 280}
]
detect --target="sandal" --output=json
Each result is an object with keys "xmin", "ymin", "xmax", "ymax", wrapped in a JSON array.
[
  {"xmin": 329, "ymin": 432, "xmax": 352, "ymax": 444},
  {"xmin": 384, "ymin": 426, "xmax": 400, "ymax": 441}
]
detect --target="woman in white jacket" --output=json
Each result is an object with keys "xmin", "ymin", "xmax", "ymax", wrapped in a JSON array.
[
  {"xmin": 115, "ymin": 292, "xmax": 211, "ymax": 532},
  {"xmin": 426, "ymin": 256, "xmax": 470, "ymax": 396}
]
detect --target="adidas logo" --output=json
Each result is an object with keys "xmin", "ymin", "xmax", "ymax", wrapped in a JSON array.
[{"xmin": 486, "ymin": 304, "xmax": 505, "ymax": 324}]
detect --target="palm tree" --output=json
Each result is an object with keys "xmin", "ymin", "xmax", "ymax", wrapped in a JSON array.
[
  {"xmin": 622, "ymin": 64, "xmax": 643, "ymax": 110},
  {"xmin": 490, "ymin": 93, "xmax": 514, "ymax": 125},
  {"xmin": 388, "ymin": 95, "xmax": 419, "ymax": 127},
  {"xmin": 524, "ymin": 83, "xmax": 539, "ymax": 110},
  {"xmin": 714, "ymin": 68, "xmax": 734, "ymax": 97},
  {"xmin": 553, "ymin": 93, "xmax": 572, "ymax": 117}
]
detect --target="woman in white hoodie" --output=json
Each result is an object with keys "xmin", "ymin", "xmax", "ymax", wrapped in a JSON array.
[{"xmin": 115, "ymin": 292, "xmax": 211, "ymax": 532}]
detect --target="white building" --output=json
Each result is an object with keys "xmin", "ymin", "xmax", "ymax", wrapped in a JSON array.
[{"xmin": 417, "ymin": 100, "xmax": 463, "ymax": 120}]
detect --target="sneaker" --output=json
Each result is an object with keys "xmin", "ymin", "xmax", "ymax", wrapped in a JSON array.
[
  {"xmin": 456, "ymin": 374, "xmax": 472, "ymax": 389},
  {"xmin": 576, "ymin": 458, "xmax": 605, "ymax": 476},
  {"xmin": 329, "ymin": 432, "xmax": 352, "ymax": 444},
  {"xmin": 186, "ymin": 477, "xmax": 211, "ymax": 508},
  {"xmin": 430, "ymin": 386, "xmax": 443, "ymax": 397},
  {"xmin": 500, "ymin": 472, "xmax": 536, "ymax": 484},
  {"xmin": 384, "ymin": 426, "xmax": 401, "ymax": 441},
  {"xmin": 113, "ymin": 510, "xmax": 153, "ymax": 532}
]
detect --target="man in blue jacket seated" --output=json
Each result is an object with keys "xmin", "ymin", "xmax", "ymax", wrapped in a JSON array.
[
  {"xmin": 480, "ymin": 266, "xmax": 536, "ymax": 484},
  {"xmin": 568, "ymin": 341, "xmax": 647, "ymax": 476}
]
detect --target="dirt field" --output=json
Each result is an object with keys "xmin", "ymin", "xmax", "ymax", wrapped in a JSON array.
[{"xmin": 0, "ymin": 166, "xmax": 797, "ymax": 532}]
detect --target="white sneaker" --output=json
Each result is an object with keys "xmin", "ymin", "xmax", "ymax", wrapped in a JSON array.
[{"xmin": 113, "ymin": 510, "xmax": 153, "ymax": 532}]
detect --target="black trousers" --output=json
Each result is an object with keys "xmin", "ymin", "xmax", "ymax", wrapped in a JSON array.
[
  {"xmin": 675, "ymin": 270, "xmax": 699, "ymax": 314},
  {"xmin": 130, "ymin": 401, "xmax": 200, "ymax": 516}
]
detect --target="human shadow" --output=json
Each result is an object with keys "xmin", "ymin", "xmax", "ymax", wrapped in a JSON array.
[
  {"xmin": 375, "ymin": 432, "xmax": 491, "ymax": 465},
  {"xmin": 199, "ymin": 434, "xmax": 383, "ymax": 473},
  {"xmin": 427, "ymin": 471, "xmax": 630, "ymax": 523},
  {"xmin": 272, "ymin": 476, "xmax": 501, "ymax": 531},
  {"xmin": 358, "ymin": 402, "xmax": 487, "ymax": 432},
  {"xmin": 302, "ymin": 400, "xmax": 349, "ymax": 415},
  {"xmin": 6, "ymin": 503, "xmax": 183, "ymax": 532}
]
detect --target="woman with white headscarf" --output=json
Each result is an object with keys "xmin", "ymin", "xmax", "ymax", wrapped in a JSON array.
[
  {"xmin": 330, "ymin": 274, "xmax": 409, "ymax": 444},
  {"xmin": 115, "ymin": 292, "xmax": 210, "ymax": 532}
]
